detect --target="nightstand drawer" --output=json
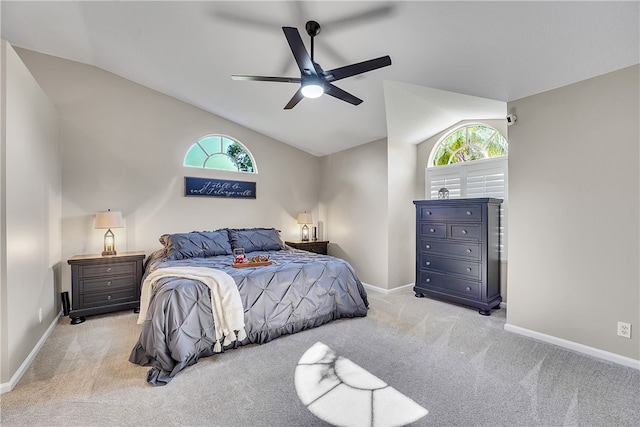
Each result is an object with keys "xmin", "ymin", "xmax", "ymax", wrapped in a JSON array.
[
  {"xmin": 80, "ymin": 288, "xmax": 137, "ymax": 308},
  {"xmin": 81, "ymin": 275, "xmax": 137, "ymax": 293},
  {"xmin": 285, "ymin": 241, "xmax": 329, "ymax": 255},
  {"xmin": 80, "ymin": 262, "xmax": 136, "ymax": 279}
]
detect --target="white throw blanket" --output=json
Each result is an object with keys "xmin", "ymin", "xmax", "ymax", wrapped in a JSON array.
[{"xmin": 138, "ymin": 266, "xmax": 247, "ymax": 352}]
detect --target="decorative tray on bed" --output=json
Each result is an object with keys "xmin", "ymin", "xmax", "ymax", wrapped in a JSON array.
[
  {"xmin": 232, "ymin": 260, "xmax": 273, "ymax": 268},
  {"xmin": 232, "ymin": 255, "xmax": 272, "ymax": 268}
]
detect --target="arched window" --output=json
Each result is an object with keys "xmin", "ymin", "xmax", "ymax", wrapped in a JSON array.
[
  {"xmin": 427, "ymin": 123, "xmax": 508, "ymax": 257},
  {"xmin": 184, "ymin": 135, "xmax": 256, "ymax": 173},
  {"xmin": 431, "ymin": 124, "xmax": 507, "ymax": 166}
]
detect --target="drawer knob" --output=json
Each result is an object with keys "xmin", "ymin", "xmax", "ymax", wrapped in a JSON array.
[
  {"xmin": 466, "ymin": 211, "xmax": 472, "ymax": 216},
  {"xmin": 461, "ymin": 229, "xmax": 467, "ymax": 234},
  {"xmin": 106, "ymin": 267, "xmax": 112, "ymax": 272},
  {"xmin": 107, "ymin": 295, "xmax": 112, "ymax": 300},
  {"xmin": 106, "ymin": 281, "xmax": 112, "ymax": 286},
  {"xmin": 466, "ymin": 249, "xmax": 472, "ymax": 253},
  {"xmin": 425, "ymin": 245, "xmax": 431, "ymax": 249},
  {"xmin": 426, "ymin": 211, "xmax": 432, "ymax": 215},
  {"xmin": 426, "ymin": 278, "xmax": 431, "ymax": 283},
  {"xmin": 466, "ymin": 267, "xmax": 472, "ymax": 272},
  {"xmin": 430, "ymin": 228, "xmax": 436, "ymax": 233},
  {"xmin": 426, "ymin": 261, "xmax": 431, "ymax": 266},
  {"xmin": 466, "ymin": 287, "xmax": 471, "ymax": 291}
]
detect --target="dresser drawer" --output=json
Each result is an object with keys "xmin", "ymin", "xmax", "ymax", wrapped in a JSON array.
[
  {"xmin": 419, "ymin": 254, "xmax": 481, "ymax": 280},
  {"xmin": 419, "ymin": 239, "xmax": 481, "ymax": 260},
  {"xmin": 417, "ymin": 270, "xmax": 481, "ymax": 301},
  {"xmin": 419, "ymin": 223, "xmax": 446, "ymax": 238},
  {"xmin": 79, "ymin": 288, "xmax": 137, "ymax": 308},
  {"xmin": 449, "ymin": 224, "xmax": 482, "ymax": 241},
  {"xmin": 79, "ymin": 261, "xmax": 136, "ymax": 279},
  {"xmin": 80, "ymin": 275, "xmax": 137, "ymax": 293},
  {"xmin": 418, "ymin": 205, "xmax": 482, "ymax": 222}
]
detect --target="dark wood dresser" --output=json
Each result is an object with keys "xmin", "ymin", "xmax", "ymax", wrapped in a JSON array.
[
  {"xmin": 285, "ymin": 240, "xmax": 329, "ymax": 255},
  {"xmin": 67, "ymin": 251, "xmax": 145, "ymax": 324},
  {"xmin": 413, "ymin": 198, "xmax": 502, "ymax": 315}
]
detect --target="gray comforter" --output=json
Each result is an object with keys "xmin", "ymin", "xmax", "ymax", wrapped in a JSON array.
[{"xmin": 129, "ymin": 247, "xmax": 369, "ymax": 385}]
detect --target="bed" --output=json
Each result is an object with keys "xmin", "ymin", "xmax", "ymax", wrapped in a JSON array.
[{"xmin": 129, "ymin": 228, "xmax": 369, "ymax": 385}]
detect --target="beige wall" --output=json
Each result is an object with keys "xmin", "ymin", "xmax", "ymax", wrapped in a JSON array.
[
  {"xmin": 387, "ymin": 136, "xmax": 419, "ymax": 290},
  {"xmin": 506, "ymin": 65, "xmax": 639, "ymax": 360},
  {"xmin": 15, "ymin": 48, "xmax": 321, "ymax": 296},
  {"xmin": 320, "ymin": 138, "xmax": 388, "ymax": 288},
  {"xmin": 0, "ymin": 41, "xmax": 61, "ymax": 385}
]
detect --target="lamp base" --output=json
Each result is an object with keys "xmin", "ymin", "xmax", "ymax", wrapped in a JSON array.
[{"xmin": 102, "ymin": 250, "xmax": 117, "ymax": 256}]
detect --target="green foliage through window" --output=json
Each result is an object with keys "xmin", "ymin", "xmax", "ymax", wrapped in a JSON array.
[
  {"xmin": 432, "ymin": 124, "xmax": 507, "ymax": 166},
  {"xmin": 184, "ymin": 135, "xmax": 255, "ymax": 172}
]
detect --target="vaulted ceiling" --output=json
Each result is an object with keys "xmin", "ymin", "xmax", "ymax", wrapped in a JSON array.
[{"xmin": 2, "ymin": 1, "xmax": 638, "ymax": 156}]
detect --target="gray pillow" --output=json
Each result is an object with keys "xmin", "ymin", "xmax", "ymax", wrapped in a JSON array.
[
  {"xmin": 228, "ymin": 228, "xmax": 284, "ymax": 252},
  {"xmin": 160, "ymin": 229, "xmax": 232, "ymax": 260}
]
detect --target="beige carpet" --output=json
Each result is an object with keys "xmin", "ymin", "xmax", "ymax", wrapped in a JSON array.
[{"xmin": 1, "ymin": 289, "xmax": 639, "ymax": 426}]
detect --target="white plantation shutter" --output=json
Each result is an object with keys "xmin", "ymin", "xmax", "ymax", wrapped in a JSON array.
[{"xmin": 426, "ymin": 157, "xmax": 508, "ymax": 259}]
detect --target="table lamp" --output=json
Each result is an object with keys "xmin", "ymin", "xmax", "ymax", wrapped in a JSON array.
[
  {"xmin": 95, "ymin": 209, "xmax": 123, "ymax": 256},
  {"xmin": 297, "ymin": 212, "xmax": 312, "ymax": 242}
]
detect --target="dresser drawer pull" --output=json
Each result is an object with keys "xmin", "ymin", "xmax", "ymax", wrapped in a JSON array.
[
  {"xmin": 466, "ymin": 268, "xmax": 472, "ymax": 272},
  {"xmin": 106, "ymin": 267, "xmax": 112, "ymax": 272},
  {"xmin": 425, "ymin": 261, "xmax": 431, "ymax": 266},
  {"xmin": 466, "ymin": 249, "xmax": 472, "ymax": 253},
  {"xmin": 106, "ymin": 281, "xmax": 112, "ymax": 286},
  {"xmin": 107, "ymin": 295, "xmax": 112, "ymax": 300},
  {"xmin": 426, "ymin": 278, "xmax": 431, "ymax": 283},
  {"xmin": 430, "ymin": 228, "xmax": 436, "ymax": 233},
  {"xmin": 466, "ymin": 287, "xmax": 471, "ymax": 291},
  {"xmin": 426, "ymin": 211, "xmax": 432, "ymax": 215},
  {"xmin": 425, "ymin": 245, "xmax": 431, "ymax": 249},
  {"xmin": 461, "ymin": 229, "xmax": 467, "ymax": 234},
  {"xmin": 466, "ymin": 211, "xmax": 472, "ymax": 216}
]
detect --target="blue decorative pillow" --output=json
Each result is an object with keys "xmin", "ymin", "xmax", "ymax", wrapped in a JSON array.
[
  {"xmin": 228, "ymin": 228, "xmax": 284, "ymax": 252},
  {"xmin": 160, "ymin": 229, "xmax": 232, "ymax": 260}
]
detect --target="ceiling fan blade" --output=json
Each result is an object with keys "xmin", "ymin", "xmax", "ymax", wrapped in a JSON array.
[
  {"xmin": 232, "ymin": 75, "xmax": 301, "ymax": 83},
  {"xmin": 323, "ymin": 55, "xmax": 392, "ymax": 82},
  {"xmin": 284, "ymin": 88, "xmax": 305, "ymax": 110},
  {"xmin": 324, "ymin": 84, "xmax": 363, "ymax": 106},
  {"xmin": 282, "ymin": 26, "xmax": 317, "ymax": 76}
]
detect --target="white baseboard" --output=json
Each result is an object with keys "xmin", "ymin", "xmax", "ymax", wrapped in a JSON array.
[
  {"xmin": 362, "ymin": 282, "xmax": 414, "ymax": 295},
  {"xmin": 0, "ymin": 311, "xmax": 62, "ymax": 394},
  {"xmin": 504, "ymin": 323, "xmax": 640, "ymax": 370}
]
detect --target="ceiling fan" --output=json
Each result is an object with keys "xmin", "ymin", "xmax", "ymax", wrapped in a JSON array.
[{"xmin": 231, "ymin": 20, "xmax": 392, "ymax": 110}]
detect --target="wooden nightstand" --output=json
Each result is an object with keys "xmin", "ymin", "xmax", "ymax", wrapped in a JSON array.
[
  {"xmin": 285, "ymin": 240, "xmax": 329, "ymax": 255},
  {"xmin": 67, "ymin": 251, "xmax": 145, "ymax": 324}
]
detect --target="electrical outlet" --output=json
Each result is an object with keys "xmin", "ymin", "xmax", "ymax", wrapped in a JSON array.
[
  {"xmin": 38, "ymin": 308, "xmax": 43, "ymax": 323},
  {"xmin": 617, "ymin": 321, "xmax": 631, "ymax": 339}
]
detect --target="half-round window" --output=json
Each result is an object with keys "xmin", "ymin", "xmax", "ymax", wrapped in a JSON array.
[
  {"xmin": 184, "ymin": 135, "xmax": 256, "ymax": 173},
  {"xmin": 431, "ymin": 124, "xmax": 507, "ymax": 166}
]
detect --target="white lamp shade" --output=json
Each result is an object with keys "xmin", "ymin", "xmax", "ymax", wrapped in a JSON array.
[
  {"xmin": 95, "ymin": 210, "xmax": 123, "ymax": 229},
  {"xmin": 297, "ymin": 212, "xmax": 312, "ymax": 224}
]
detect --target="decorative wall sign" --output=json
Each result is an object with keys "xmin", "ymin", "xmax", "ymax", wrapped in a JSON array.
[{"xmin": 185, "ymin": 177, "xmax": 256, "ymax": 199}]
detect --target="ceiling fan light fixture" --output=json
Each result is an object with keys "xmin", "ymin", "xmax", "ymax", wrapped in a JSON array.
[{"xmin": 301, "ymin": 82, "xmax": 324, "ymax": 98}]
